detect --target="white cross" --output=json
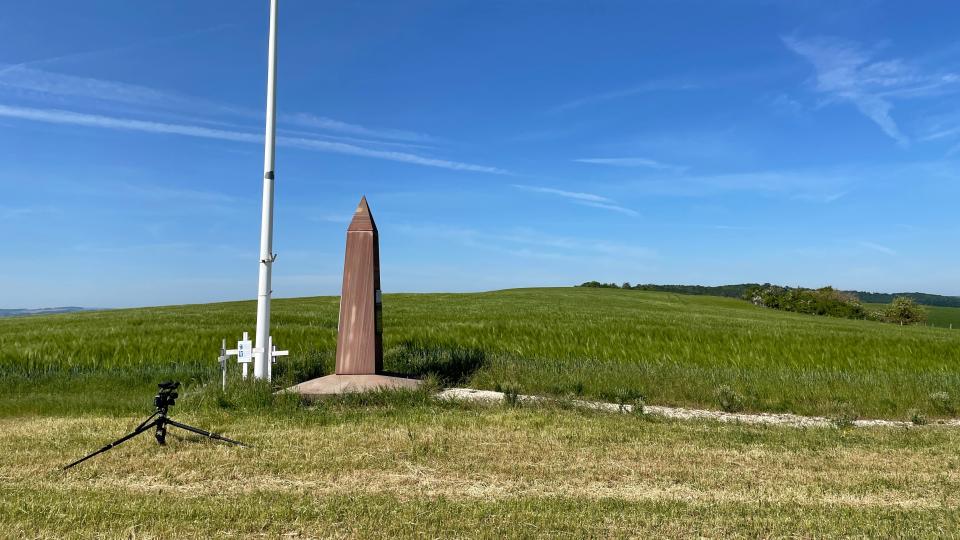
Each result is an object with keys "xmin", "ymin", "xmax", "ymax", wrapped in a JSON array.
[
  {"xmin": 221, "ymin": 332, "xmax": 288, "ymax": 384},
  {"xmin": 252, "ymin": 335, "xmax": 288, "ymax": 381},
  {"xmin": 224, "ymin": 332, "xmax": 254, "ymax": 379}
]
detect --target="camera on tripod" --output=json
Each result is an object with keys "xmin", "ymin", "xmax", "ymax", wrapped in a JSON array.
[
  {"xmin": 154, "ymin": 381, "xmax": 180, "ymax": 410},
  {"xmin": 64, "ymin": 380, "xmax": 247, "ymax": 470}
]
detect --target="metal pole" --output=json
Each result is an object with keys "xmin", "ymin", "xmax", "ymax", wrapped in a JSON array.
[{"xmin": 254, "ymin": 0, "xmax": 279, "ymax": 380}]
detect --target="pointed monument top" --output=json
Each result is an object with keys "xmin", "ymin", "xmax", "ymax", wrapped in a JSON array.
[{"xmin": 348, "ymin": 196, "xmax": 377, "ymax": 232}]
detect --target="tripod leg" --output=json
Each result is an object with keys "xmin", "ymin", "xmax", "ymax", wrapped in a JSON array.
[
  {"xmin": 134, "ymin": 411, "xmax": 160, "ymax": 432},
  {"xmin": 165, "ymin": 418, "xmax": 248, "ymax": 447},
  {"xmin": 63, "ymin": 419, "xmax": 158, "ymax": 470}
]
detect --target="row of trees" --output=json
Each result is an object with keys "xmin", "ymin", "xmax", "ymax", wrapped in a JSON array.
[
  {"xmin": 578, "ymin": 281, "xmax": 753, "ymax": 297},
  {"xmin": 578, "ymin": 281, "xmax": 928, "ymax": 325},
  {"xmin": 579, "ymin": 281, "xmax": 960, "ymax": 308},
  {"xmin": 744, "ymin": 285, "xmax": 927, "ymax": 325}
]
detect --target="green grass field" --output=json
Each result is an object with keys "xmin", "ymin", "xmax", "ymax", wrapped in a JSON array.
[
  {"xmin": 5, "ymin": 287, "xmax": 960, "ymax": 537},
  {"xmin": 866, "ymin": 302, "xmax": 960, "ymax": 330},
  {"xmin": 927, "ymin": 306, "xmax": 960, "ymax": 328},
  {"xmin": 3, "ymin": 287, "xmax": 960, "ymax": 420}
]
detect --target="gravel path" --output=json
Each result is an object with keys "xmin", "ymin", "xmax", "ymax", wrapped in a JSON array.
[{"xmin": 437, "ymin": 387, "xmax": 960, "ymax": 429}]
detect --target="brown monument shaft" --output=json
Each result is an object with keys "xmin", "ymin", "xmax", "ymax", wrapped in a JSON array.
[
  {"xmin": 335, "ymin": 197, "xmax": 383, "ymax": 374},
  {"xmin": 288, "ymin": 196, "xmax": 421, "ymax": 397}
]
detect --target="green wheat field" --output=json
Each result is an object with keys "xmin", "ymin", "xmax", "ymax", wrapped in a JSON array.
[{"xmin": 3, "ymin": 287, "xmax": 960, "ymax": 537}]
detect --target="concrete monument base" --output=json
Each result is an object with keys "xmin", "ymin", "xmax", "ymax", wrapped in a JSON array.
[{"xmin": 287, "ymin": 374, "xmax": 422, "ymax": 397}]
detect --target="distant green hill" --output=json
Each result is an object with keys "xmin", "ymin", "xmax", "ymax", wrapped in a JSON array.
[
  {"xmin": 578, "ymin": 282, "xmax": 960, "ymax": 307},
  {"xmin": 0, "ymin": 307, "xmax": 91, "ymax": 318}
]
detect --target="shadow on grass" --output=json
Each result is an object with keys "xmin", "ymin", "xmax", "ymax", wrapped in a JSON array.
[
  {"xmin": 385, "ymin": 341, "xmax": 488, "ymax": 386},
  {"xmin": 273, "ymin": 342, "xmax": 489, "ymax": 388}
]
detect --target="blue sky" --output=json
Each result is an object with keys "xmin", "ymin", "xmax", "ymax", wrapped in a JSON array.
[{"xmin": 2, "ymin": 1, "xmax": 960, "ymax": 308}]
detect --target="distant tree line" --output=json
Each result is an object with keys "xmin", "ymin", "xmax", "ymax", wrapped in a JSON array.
[
  {"xmin": 578, "ymin": 281, "xmax": 929, "ymax": 325},
  {"xmin": 853, "ymin": 291, "xmax": 960, "ymax": 308},
  {"xmin": 578, "ymin": 281, "xmax": 960, "ymax": 308},
  {"xmin": 744, "ymin": 285, "xmax": 926, "ymax": 324},
  {"xmin": 578, "ymin": 282, "xmax": 755, "ymax": 298}
]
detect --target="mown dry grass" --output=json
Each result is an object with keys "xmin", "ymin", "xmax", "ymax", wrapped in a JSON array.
[{"xmin": 3, "ymin": 400, "xmax": 960, "ymax": 538}]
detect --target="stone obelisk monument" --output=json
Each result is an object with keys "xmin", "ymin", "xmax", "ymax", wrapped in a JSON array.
[
  {"xmin": 289, "ymin": 197, "xmax": 421, "ymax": 396},
  {"xmin": 335, "ymin": 196, "xmax": 382, "ymax": 374}
]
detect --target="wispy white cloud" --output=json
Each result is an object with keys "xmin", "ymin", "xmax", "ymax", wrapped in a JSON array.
[
  {"xmin": 552, "ymin": 79, "xmax": 698, "ymax": 112},
  {"xmin": 782, "ymin": 35, "xmax": 960, "ymax": 146},
  {"xmin": 499, "ymin": 228, "xmax": 654, "ymax": 258},
  {"xmin": 71, "ymin": 241, "xmax": 198, "ymax": 255},
  {"xmin": 512, "ymin": 184, "xmax": 612, "ymax": 203},
  {"xmin": 282, "ymin": 136, "xmax": 509, "ymax": 174},
  {"xmin": 118, "ymin": 182, "xmax": 235, "ymax": 204},
  {"xmin": 512, "ymin": 184, "xmax": 638, "ymax": 216},
  {"xmin": 824, "ymin": 191, "xmax": 848, "ymax": 203},
  {"xmin": 284, "ymin": 113, "xmax": 436, "ymax": 143},
  {"xmin": 397, "ymin": 224, "xmax": 655, "ymax": 261},
  {"xmin": 575, "ymin": 157, "xmax": 688, "ymax": 173},
  {"xmin": 506, "ymin": 127, "xmax": 579, "ymax": 143},
  {"xmin": 644, "ymin": 160, "xmax": 960, "ymax": 200},
  {"xmin": 395, "ymin": 224, "xmax": 582, "ymax": 262},
  {"xmin": 577, "ymin": 200, "xmax": 640, "ymax": 217},
  {"xmin": 769, "ymin": 93, "xmax": 805, "ymax": 117},
  {"xmin": 309, "ymin": 213, "xmax": 352, "ymax": 224},
  {"xmin": 793, "ymin": 190, "xmax": 848, "ymax": 204},
  {"xmin": 921, "ymin": 124, "xmax": 960, "ymax": 142},
  {"xmin": 917, "ymin": 112, "xmax": 960, "ymax": 154},
  {"xmin": 859, "ymin": 241, "xmax": 897, "ymax": 256},
  {"xmin": 0, "ymin": 66, "xmax": 445, "ymax": 149},
  {"xmin": 0, "ymin": 205, "xmax": 59, "ymax": 219},
  {"xmin": 0, "ymin": 104, "xmax": 509, "ymax": 174},
  {"xmin": 710, "ymin": 225, "xmax": 753, "ymax": 231},
  {"xmin": 627, "ymin": 167, "xmax": 860, "ymax": 200},
  {"xmin": 0, "ymin": 103, "xmax": 259, "ymax": 141},
  {"xmin": 1, "ymin": 24, "xmax": 237, "ymax": 73},
  {"xmin": 0, "ymin": 64, "xmax": 248, "ymax": 118},
  {"xmin": 277, "ymin": 127, "xmax": 435, "ymax": 151}
]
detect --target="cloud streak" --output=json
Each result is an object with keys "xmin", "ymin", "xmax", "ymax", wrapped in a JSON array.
[
  {"xmin": 118, "ymin": 182, "xmax": 236, "ymax": 204},
  {"xmin": 283, "ymin": 136, "xmax": 508, "ymax": 174},
  {"xmin": 512, "ymin": 184, "xmax": 638, "ymax": 216},
  {"xmin": 577, "ymin": 200, "xmax": 640, "ymax": 216},
  {"xmin": 0, "ymin": 205, "xmax": 59, "ymax": 220},
  {"xmin": 552, "ymin": 79, "xmax": 698, "ymax": 112},
  {"xmin": 284, "ymin": 113, "xmax": 436, "ymax": 143},
  {"xmin": 0, "ymin": 65, "xmax": 446, "ymax": 150},
  {"xmin": 0, "ymin": 64, "xmax": 249, "ymax": 119},
  {"xmin": 1, "ymin": 24, "xmax": 237, "ymax": 74},
  {"xmin": 627, "ymin": 168, "xmax": 861, "ymax": 199},
  {"xmin": 860, "ymin": 241, "xmax": 897, "ymax": 256},
  {"xmin": 397, "ymin": 224, "xmax": 655, "ymax": 261},
  {"xmin": 512, "ymin": 184, "xmax": 612, "ymax": 203},
  {"xmin": 0, "ymin": 104, "xmax": 509, "ymax": 174},
  {"xmin": 575, "ymin": 157, "xmax": 688, "ymax": 173},
  {"xmin": 783, "ymin": 35, "xmax": 960, "ymax": 146}
]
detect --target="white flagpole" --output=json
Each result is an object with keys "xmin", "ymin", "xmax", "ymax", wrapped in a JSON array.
[{"xmin": 254, "ymin": 0, "xmax": 279, "ymax": 380}]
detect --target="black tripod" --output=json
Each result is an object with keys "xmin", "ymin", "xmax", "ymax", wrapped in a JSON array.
[{"xmin": 64, "ymin": 381, "xmax": 247, "ymax": 470}]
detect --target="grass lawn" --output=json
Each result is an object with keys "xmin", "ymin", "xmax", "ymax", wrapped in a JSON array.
[{"xmin": 3, "ymin": 391, "xmax": 960, "ymax": 538}]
